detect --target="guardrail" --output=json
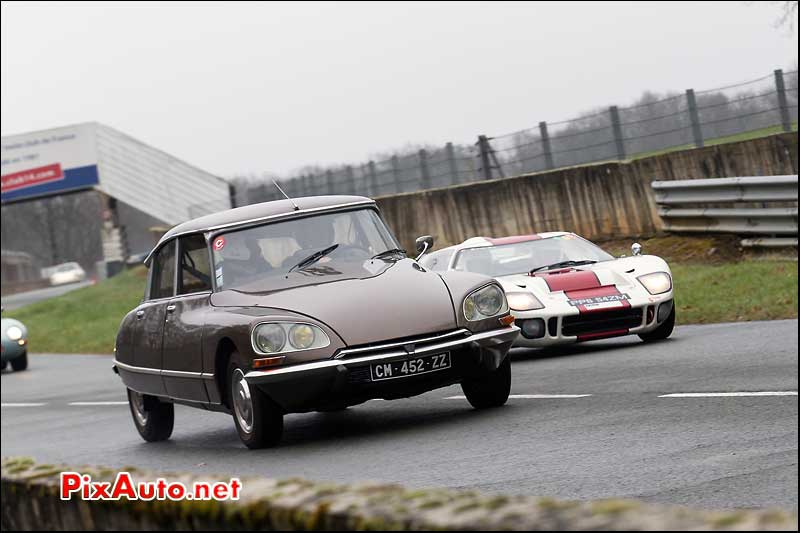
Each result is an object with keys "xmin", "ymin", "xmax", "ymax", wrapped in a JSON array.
[
  {"xmin": 652, "ymin": 175, "xmax": 799, "ymax": 247},
  {"xmin": 2, "ymin": 457, "xmax": 797, "ymax": 531}
]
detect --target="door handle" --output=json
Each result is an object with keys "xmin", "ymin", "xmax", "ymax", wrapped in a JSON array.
[
  {"xmin": 135, "ymin": 310, "xmax": 145, "ymax": 319},
  {"xmin": 166, "ymin": 305, "xmax": 177, "ymax": 313}
]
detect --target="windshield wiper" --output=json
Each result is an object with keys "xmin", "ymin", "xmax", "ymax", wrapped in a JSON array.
[
  {"xmin": 530, "ymin": 259, "xmax": 597, "ymax": 273},
  {"xmin": 288, "ymin": 243, "xmax": 340, "ymax": 273},
  {"xmin": 370, "ymin": 248, "xmax": 406, "ymax": 260}
]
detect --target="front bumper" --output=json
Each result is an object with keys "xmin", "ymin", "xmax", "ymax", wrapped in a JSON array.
[
  {"xmin": 245, "ymin": 326, "xmax": 518, "ymax": 412},
  {"xmin": 512, "ymin": 294, "xmax": 673, "ymax": 347},
  {"xmin": 1, "ymin": 340, "xmax": 27, "ymax": 362}
]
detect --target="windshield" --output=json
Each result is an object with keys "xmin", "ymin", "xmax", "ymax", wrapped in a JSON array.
[
  {"xmin": 453, "ymin": 235, "xmax": 614, "ymax": 277},
  {"xmin": 212, "ymin": 208, "xmax": 399, "ymax": 289}
]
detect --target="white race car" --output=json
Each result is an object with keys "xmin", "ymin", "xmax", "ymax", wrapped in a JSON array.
[{"xmin": 420, "ymin": 233, "xmax": 675, "ymax": 347}]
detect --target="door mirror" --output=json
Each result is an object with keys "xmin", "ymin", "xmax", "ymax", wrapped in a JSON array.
[
  {"xmin": 631, "ymin": 242, "xmax": 642, "ymax": 256},
  {"xmin": 415, "ymin": 235, "xmax": 434, "ymax": 260}
]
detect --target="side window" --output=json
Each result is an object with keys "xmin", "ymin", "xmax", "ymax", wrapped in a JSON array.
[
  {"xmin": 179, "ymin": 235, "xmax": 212, "ymax": 294},
  {"xmin": 150, "ymin": 241, "xmax": 176, "ymax": 299}
]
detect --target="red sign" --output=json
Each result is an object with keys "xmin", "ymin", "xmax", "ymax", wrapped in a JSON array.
[
  {"xmin": 213, "ymin": 236, "xmax": 226, "ymax": 251},
  {"xmin": 1, "ymin": 163, "xmax": 65, "ymax": 192}
]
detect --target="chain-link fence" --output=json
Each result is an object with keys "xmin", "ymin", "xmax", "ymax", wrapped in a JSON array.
[{"xmin": 237, "ymin": 69, "xmax": 798, "ymax": 205}]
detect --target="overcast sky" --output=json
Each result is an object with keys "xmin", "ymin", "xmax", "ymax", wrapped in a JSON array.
[{"xmin": 1, "ymin": 1, "xmax": 797, "ymax": 178}]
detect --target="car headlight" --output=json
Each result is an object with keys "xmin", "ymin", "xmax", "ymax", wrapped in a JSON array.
[
  {"xmin": 463, "ymin": 284, "xmax": 509, "ymax": 321},
  {"xmin": 506, "ymin": 292, "xmax": 545, "ymax": 311},
  {"xmin": 637, "ymin": 272, "xmax": 672, "ymax": 295},
  {"xmin": 252, "ymin": 322, "xmax": 330, "ymax": 355},
  {"xmin": 5, "ymin": 325, "xmax": 23, "ymax": 341}
]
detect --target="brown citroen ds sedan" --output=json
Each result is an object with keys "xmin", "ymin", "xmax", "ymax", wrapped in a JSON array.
[{"xmin": 114, "ymin": 196, "xmax": 519, "ymax": 448}]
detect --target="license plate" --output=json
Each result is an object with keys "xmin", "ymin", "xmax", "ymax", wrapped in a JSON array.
[
  {"xmin": 568, "ymin": 293, "xmax": 629, "ymax": 308},
  {"xmin": 370, "ymin": 352, "xmax": 451, "ymax": 381}
]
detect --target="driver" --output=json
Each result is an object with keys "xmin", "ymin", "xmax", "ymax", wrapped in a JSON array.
[{"xmin": 281, "ymin": 220, "xmax": 336, "ymax": 268}]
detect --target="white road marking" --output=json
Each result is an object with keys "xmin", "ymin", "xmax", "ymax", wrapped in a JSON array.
[
  {"xmin": 444, "ymin": 394, "xmax": 592, "ymax": 400},
  {"xmin": 659, "ymin": 391, "xmax": 798, "ymax": 398},
  {"xmin": 1, "ymin": 402, "xmax": 47, "ymax": 407},
  {"xmin": 68, "ymin": 401, "xmax": 128, "ymax": 406}
]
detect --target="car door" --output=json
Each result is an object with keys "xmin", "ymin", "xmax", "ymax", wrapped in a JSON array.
[
  {"xmin": 128, "ymin": 240, "xmax": 177, "ymax": 397},
  {"xmin": 161, "ymin": 234, "xmax": 213, "ymax": 402}
]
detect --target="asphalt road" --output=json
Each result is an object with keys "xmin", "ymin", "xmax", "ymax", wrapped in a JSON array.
[
  {"xmin": 1, "ymin": 281, "xmax": 92, "ymax": 310},
  {"xmin": 2, "ymin": 320, "xmax": 797, "ymax": 510}
]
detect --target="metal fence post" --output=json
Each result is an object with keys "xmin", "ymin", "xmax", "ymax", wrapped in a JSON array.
[
  {"xmin": 539, "ymin": 121, "xmax": 554, "ymax": 170},
  {"xmin": 368, "ymin": 161, "xmax": 378, "ymax": 196},
  {"xmin": 686, "ymin": 89, "xmax": 704, "ymax": 148},
  {"xmin": 390, "ymin": 155, "xmax": 400, "ymax": 193},
  {"xmin": 445, "ymin": 142, "xmax": 458, "ymax": 185},
  {"xmin": 477, "ymin": 135, "xmax": 493, "ymax": 180},
  {"xmin": 774, "ymin": 69, "xmax": 792, "ymax": 133},
  {"xmin": 418, "ymin": 149, "xmax": 431, "ymax": 190},
  {"xmin": 609, "ymin": 106, "xmax": 626, "ymax": 160},
  {"xmin": 345, "ymin": 165, "xmax": 356, "ymax": 194}
]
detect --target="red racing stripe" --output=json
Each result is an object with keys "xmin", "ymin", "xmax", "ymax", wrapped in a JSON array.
[
  {"xmin": 536, "ymin": 269, "xmax": 600, "ymax": 292},
  {"xmin": 577, "ymin": 329, "xmax": 629, "ymax": 342},
  {"xmin": 485, "ymin": 234, "xmax": 542, "ymax": 245},
  {"xmin": 566, "ymin": 285, "xmax": 631, "ymax": 314}
]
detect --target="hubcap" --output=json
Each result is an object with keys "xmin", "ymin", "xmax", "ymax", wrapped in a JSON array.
[
  {"xmin": 130, "ymin": 390, "xmax": 149, "ymax": 426},
  {"xmin": 232, "ymin": 369, "xmax": 254, "ymax": 434}
]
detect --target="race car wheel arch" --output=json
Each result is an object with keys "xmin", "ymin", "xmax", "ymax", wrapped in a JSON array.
[{"xmin": 639, "ymin": 304, "xmax": 675, "ymax": 342}]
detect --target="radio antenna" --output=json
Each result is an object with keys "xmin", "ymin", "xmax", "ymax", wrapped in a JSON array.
[{"xmin": 272, "ymin": 180, "xmax": 300, "ymax": 211}]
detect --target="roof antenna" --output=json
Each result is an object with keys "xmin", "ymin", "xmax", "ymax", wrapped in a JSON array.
[{"xmin": 272, "ymin": 179, "xmax": 300, "ymax": 211}]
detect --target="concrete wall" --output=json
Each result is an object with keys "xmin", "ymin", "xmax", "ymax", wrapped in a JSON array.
[
  {"xmin": 376, "ymin": 133, "xmax": 798, "ymax": 251},
  {"xmin": 2, "ymin": 457, "xmax": 796, "ymax": 531}
]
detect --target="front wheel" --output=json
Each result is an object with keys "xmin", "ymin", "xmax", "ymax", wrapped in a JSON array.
[
  {"xmin": 10, "ymin": 351, "xmax": 27, "ymax": 371},
  {"xmin": 228, "ymin": 360, "xmax": 283, "ymax": 449},
  {"xmin": 461, "ymin": 356, "xmax": 511, "ymax": 409},
  {"xmin": 127, "ymin": 389, "xmax": 174, "ymax": 442},
  {"xmin": 639, "ymin": 305, "xmax": 675, "ymax": 342}
]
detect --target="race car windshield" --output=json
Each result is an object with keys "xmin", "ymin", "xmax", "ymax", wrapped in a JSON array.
[
  {"xmin": 452, "ymin": 235, "xmax": 615, "ymax": 277},
  {"xmin": 212, "ymin": 208, "xmax": 399, "ymax": 289}
]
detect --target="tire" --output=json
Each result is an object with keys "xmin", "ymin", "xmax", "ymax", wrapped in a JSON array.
[
  {"xmin": 461, "ymin": 356, "xmax": 511, "ymax": 409},
  {"xmin": 639, "ymin": 304, "xmax": 675, "ymax": 342},
  {"xmin": 127, "ymin": 388, "xmax": 174, "ymax": 442},
  {"xmin": 10, "ymin": 351, "xmax": 28, "ymax": 371},
  {"xmin": 227, "ymin": 358, "xmax": 283, "ymax": 449},
  {"xmin": 1, "ymin": 360, "xmax": 8, "ymax": 371}
]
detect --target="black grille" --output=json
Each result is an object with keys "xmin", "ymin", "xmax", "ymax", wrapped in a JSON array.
[
  {"xmin": 562, "ymin": 308, "xmax": 643, "ymax": 337},
  {"xmin": 347, "ymin": 366, "xmax": 372, "ymax": 384},
  {"xmin": 547, "ymin": 317, "xmax": 558, "ymax": 337}
]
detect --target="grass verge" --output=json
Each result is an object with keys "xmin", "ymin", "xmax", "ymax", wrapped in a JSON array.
[
  {"xmin": 9, "ymin": 267, "xmax": 147, "ymax": 354},
  {"xmin": 5, "ymin": 255, "xmax": 797, "ymax": 354}
]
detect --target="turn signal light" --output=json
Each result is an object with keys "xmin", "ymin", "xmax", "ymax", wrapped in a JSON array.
[
  {"xmin": 252, "ymin": 356, "xmax": 285, "ymax": 370},
  {"xmin": 499, "ymin": 315, "xmax": 515, "ymax": 326}
]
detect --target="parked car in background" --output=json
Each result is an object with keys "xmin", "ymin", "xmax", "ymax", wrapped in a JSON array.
[
  {"xmin": 1, "ymin": 312, "xmax": 28, "ymax": 371},
  {"xmin": 420, "ymin": 233, "xmax": 675, "ymax": 348},
  {"xmin": 48, "ymin": 262, "xmax": 86, "ymax": 285},
  {"xmin": 114, "ymin": 196, "xmax": 519, "ymax": 449}
]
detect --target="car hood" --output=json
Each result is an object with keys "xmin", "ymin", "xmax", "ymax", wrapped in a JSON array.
[
  {"xmin": 210, "ymin": 258, "xmax": 457, "ymax": 346},
  {"xmin": 497, "ymin": 255, "xmax": 671, "ymax": 296}
]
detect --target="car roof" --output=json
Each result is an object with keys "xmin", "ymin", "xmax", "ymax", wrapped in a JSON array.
[{"xmin": 147, "ymin": 195, "xmax": 375, "ymax": 263}]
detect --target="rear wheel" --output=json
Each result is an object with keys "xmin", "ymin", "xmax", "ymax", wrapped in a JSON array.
[
  {"xmin": 128, "ymin": 389, "xmax": 174, "ymax": 442},
  {"xmin": 10, "ymin": 351, "xmax": 28, "ymax": 371},
  {"xmin": 639, "ymin": 305, "xmax": 675, "ymax": 342},
  {"xmin": 228, "ymin": 359, "xmax": 283, "ymax": 449},
  {"xmin": 461, "ymin": 356, "xmax": 511, "ymax": 409}
]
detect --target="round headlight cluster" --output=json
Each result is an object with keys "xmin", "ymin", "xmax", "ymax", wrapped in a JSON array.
[
  {"xmin": 5, "ymin": 325, "xmax": 23, "ymax": 341},
  {"xmin": 463, "ymin": 284, "xmax": 509, "ymax": 321},
  {"xmin": 252, "ymin": 322, "xmax": 329, "ymax": 354},
  {"xmin": 637, "ymin": 271, "xmax": 672, "ymax": 295},
  {"xmin": 254, "ymin": 324, "xmax": 286, "ymax": 353}
]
